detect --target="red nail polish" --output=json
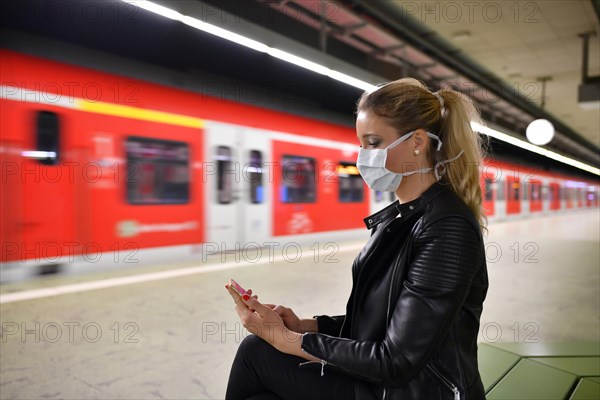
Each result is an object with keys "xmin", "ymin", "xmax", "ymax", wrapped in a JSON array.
[{"xmin": 242, "ymin": 294, "xmax": 250, "ymax": 301}]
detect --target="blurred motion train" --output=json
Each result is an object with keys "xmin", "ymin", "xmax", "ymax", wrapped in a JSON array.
[{"xmin": 1, "ymin": 49, "xmax": 598, "ymax": 275}]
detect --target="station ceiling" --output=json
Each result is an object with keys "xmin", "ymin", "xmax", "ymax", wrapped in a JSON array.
[
  {"xmin": 245, "ymin": 0, "xmax": 600, "ymax": 168},
  {"xmin": 389, "ymin": 0, "xmax": 600, "ymax": 148}
]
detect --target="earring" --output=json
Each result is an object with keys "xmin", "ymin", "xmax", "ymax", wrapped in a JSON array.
[{"xmin": 414, "ymin": 149, "xmax": 420, "ymax": 156}]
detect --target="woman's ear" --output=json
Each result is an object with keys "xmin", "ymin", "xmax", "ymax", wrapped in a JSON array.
[{"xmin": 413, "ymin": 129, "xmax": 428, "ymax": 147}]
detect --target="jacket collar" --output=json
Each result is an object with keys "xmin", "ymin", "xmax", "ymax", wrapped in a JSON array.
[{"xmin": 363, "ymin": 182, "xmax": 444, "ymax": 229}]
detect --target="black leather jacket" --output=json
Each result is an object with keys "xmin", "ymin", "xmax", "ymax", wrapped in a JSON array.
[{"xmin": 301, "ymin": 182, "xmax": 488, "ymax": 400}]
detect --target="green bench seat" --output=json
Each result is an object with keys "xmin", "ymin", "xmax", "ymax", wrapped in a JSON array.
[
  {"xmin": 569, "ymin": 378, "xmax": 600, "ymax": 400},
  {"xmin": 478, "ymin": 342, "xmax": 600, "ymax": 399},
  {"xmin": 486, "ymin": 358, "xmax": 576, "ymax": 400}
]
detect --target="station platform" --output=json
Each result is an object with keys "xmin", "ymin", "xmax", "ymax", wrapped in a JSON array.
[{"xmin": 1, "ymin": 209, "xmax": 598, "ymax": 399}]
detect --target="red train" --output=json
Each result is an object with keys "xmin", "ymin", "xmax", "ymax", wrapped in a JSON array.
[{"xmin": 1, "ymin": 49, "xmax": 598, "ymax": 277}]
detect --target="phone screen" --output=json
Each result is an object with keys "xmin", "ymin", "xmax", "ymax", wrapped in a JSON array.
[{"xmin": 228, "ymin": 278, "xmax": 246, "ymax": 297}]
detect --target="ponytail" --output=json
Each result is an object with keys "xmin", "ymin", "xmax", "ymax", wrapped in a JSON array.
[
  {"xmin": 435, "ymin": 88, "xmax": 488, "ymax": 234},
  {"xmin": 357, "ymin": 78, "xmax": 488, "ymax": 233}
]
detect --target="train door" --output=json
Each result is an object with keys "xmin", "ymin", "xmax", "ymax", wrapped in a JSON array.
[
  {"xmin": 204, "ymin": 122, "xmax": 272, "ymax": 251},
  {"xmin": 566, "ymin": 185, "xmax": 574, "ymax": 209},
  {"xmin": 494, "ymin": 178, "xmax": 506, "ymax": 220},
  {"xmin": 521, "ymin": 180, "xmax": 530, "ymax": 217},
  {"xmin": 17, "ymin": 110, "xmax": 74, "ymax": 265},
  {"xmin": 238, "ymin": 127, "xmax": 271, "ymax": 246},
  {"xmin": 586, "ymin": 187, "xmax": 598, "ymax": 208},
  {"xmin": 540, "ymin": 181, "xmax": 549, "ymax": 213},
  {"xmin": 549, "ymin": 182, "xmax": 561, "ymax": 210},
  {"xmin": 529, "ymin": 179, "xmax": 542, "ymax": 213},
  {"xmin": 204, "ymin": 121, "xmax": 242, "ymax": 251},
  {"xmin": 506, "ymin": 176, "xmax": 521, "ymax": 215},
  {"xmin": 482, "ymin": 174, "xmax": 495, "ymax": 218}
]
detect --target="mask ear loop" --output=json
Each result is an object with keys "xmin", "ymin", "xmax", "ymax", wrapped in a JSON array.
[
  {"xmin": 425, "ymin": 132, "xmax": 443, "ymax": 151},
  {"xmin": 434, "ymin": 150, "xmax": 464, "ymax": 181}
]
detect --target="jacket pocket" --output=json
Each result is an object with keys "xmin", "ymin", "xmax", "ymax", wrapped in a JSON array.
[{"xmin": 426, "ymin": 363, "xmax": 461, "ymax": 400}]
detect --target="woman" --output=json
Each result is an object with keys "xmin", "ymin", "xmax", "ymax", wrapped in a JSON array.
[{"xmin": 225, "ymin": 78, "xmax": 489, "ymax": 400}]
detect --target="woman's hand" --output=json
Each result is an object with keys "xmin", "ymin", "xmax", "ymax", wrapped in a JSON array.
[
  {"xmin": 225, "ymin": 285, "xmax": 320, "ymax": 361},
  {"xmin": 263, "ymin": 304, "xmax": 302, "ymax": 332},
  {"xmin": 262, "ymin": 305, "xmax": 319, "ymax": 333},
  {"xmin": 226, "ymin": 285, "xmax": 297, "ymax": 351}
]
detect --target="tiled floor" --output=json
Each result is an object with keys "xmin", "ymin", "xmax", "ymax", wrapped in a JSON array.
[{"xmin": 1, "ymin": 209, "xmax": 598, "ymax": 399}]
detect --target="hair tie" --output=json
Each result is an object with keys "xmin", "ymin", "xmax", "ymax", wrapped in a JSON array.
[{"xmin": 433, "ymin": 91, "xmax": 445, "ymax": 110}]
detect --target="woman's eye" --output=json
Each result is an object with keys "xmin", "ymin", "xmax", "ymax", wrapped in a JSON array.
[{"xmin": 367, "ymin": 141, "xmax": 380, "ymax": 148}]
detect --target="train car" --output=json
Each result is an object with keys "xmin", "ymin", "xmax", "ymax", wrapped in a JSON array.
[{"xmin": 1, "ymin": 49, "xmax": 598, "ymax": 279}]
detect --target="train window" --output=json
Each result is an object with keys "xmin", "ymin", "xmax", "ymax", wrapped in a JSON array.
[
  {"xmin": 216, "ymin": 146, "xmax": 234, "ymax": 204},
  {"xmin": 522, "ymin": 181, "xmax": 528, "ymax": 200},
  {"xmin": 484, "ymin": 177, "xmax": 493, "ymax": 201},
  {"xmin": 281, "ymin": 155, "xmax": 316, "ymax": 203},
  {"xmin": 541, "ymin": 185, "xmax": 548, "ymax": 200},
  {"xmin": 530, "ymin": 183, "xmax": 540, "ymax": 201},
  {"xmin": 550, "ymin": 185, "xmax": 557, "ymax": 201},
  {"xmin": 36, "ymin": 111, "xmax": 60, "ymax": 165},
  {"xmin": 248, "ymin": 150, "xmax": 263, "ymax": 204},
  {"xmin": 338, "ymin": 162, "xmax": 363, "ymax": 203},
  {"xmin": 389, "ymin": 192, "xmax": 396, "ymax": 202},
  {"xmin": 496, "ymin": 179, "xmax": 504, "ymax": 201},
  {"xmin": 125, "ymin": 137, "xmax": 189, "ymax": 205},
  {"xmin": 509, "ymin": 181, "xmax": 520, "ymax": 201}
]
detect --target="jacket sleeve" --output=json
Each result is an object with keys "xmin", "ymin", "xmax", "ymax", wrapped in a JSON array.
[
  {"xmin": 301, "ymin": 216, "xmax": 484, "ymax": 385},
  {"xmin": 314, "ymin": 315, "xmax": 345, "ymax": 336}
]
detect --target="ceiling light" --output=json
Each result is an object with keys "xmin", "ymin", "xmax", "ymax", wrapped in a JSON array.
[
  {"xmin": 121, "ymin": 0, "xmax": 182, "ymax": 20},
  {"xmin": 526, "ymin": 119, "xmax": 555, "ymax": 146},
  {"xmin": 120, "ymin": 1, "xmax": 375, "ymax": 91},
  {"xmin": 472, "ymin": 122, "xmax": 598, "ymax": 176},
  {"xmin": 526, "ymin": 77, "xmax": 554, "ymax": 146}
]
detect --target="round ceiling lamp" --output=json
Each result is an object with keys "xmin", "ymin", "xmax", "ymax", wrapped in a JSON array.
[
  {"xmin": 526, "ymin": 119, "xmax": 554, "ymax": 145},
  {"xmin": 526, "ymin": 76, "xmax": 554, "ymax": 146}
]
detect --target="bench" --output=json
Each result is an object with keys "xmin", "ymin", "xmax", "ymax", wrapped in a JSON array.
[{"xmin": 478, "ymin": 342, "xmax": 600, "ymax": 399}]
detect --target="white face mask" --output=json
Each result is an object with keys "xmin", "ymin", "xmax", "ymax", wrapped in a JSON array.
[{"xmin": 356, "ymin": 130, "xmax": 463, "ymax": 192}]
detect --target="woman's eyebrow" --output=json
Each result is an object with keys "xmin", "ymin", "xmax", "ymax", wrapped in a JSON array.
[{"xmin": 359, "ymin": 133, "xmax": 380, "ymax": 139}]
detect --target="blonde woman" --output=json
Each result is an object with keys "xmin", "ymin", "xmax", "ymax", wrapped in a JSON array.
[{"xmin": 226, "ymin": 79, "xmax": 488, "ymax": 400}]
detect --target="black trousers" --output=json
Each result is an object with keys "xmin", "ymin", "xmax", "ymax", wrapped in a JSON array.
[{"xmin": 225, "ymin": 335, "xmax": 356, "ymax": 400}]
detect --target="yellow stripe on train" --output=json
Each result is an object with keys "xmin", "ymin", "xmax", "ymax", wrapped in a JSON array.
[{"xmin": 76, "ymin": 99, "xmax": 204, "ymax": 129}]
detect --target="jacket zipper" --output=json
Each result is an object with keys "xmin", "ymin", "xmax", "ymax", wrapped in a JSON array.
[
  {"xmin": 298, "ymin": 359, "xmax": 327, "ymax": 376},
  {"xmin": 426, "ymin": 364, "xmax": 460, "ymax": 400}
]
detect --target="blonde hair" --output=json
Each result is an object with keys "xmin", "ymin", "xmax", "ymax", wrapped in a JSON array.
[{"xmin": 357, "ymin": 78, "xmax": 488, "ymax": 233}]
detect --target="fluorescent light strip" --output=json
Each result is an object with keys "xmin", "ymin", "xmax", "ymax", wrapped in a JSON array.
[
  {"xmin": 472, "ymin": 122, "xmax": 600, "ymax": 176},
  {"xmin": 121, "ymin": 1, "xmax": 375, "ymax": 91},
  {"xmin": 122, "ymin": 0, "xmax": 182, "ymax": 20},
  {"xmin": 267, "ymin": 48, "xmax": 331, "ymax": 75},
  {"xmin": 123, "ymin": 1, "xmax": 598, "ymax": 176},
  {"xmin": 181, "ymin": 16, "xmax": 270, "ymax": 53}
]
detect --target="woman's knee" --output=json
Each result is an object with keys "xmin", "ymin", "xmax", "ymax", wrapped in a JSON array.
[{"xmin": 236, "ymin": 334, "xmax": 272, "ymax": 360}]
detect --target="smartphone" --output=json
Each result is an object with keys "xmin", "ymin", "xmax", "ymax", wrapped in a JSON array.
[{"xmin": 228, "ymin": 278, "xmax": 246, "ymax": 297}]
